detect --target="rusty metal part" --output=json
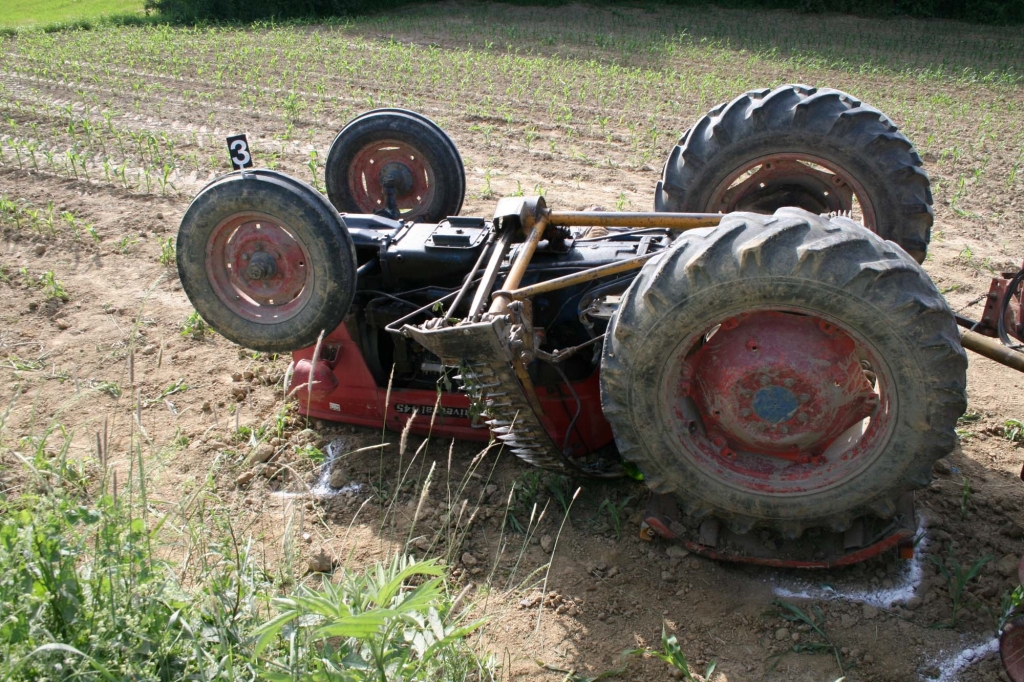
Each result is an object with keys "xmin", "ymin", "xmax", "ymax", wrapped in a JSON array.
[
  {"xmin": 963, "ymin": 270, "xmax": 1024, "ymax": 341},
  {"xmin": 1002, "ymin": 613, "xmax": 1024, "ymax": 682},
  {"xmin": 643, "ymin": 491, "xmax": 917, "ymax": 568},
  {"xmin": 206, "ymin": 211, "xmax": 313, "ymax": 324},
  {"xmin": 402, "ymin": 317, "xmax": 619, "ymax": 475},
  {"xmin": 496, "ymin": 252, "xmax": 659, "ymax": 301},
  {"xmin": 489, "ymin": 216, "xmax": 549, "ymax": 315},
  {"xmin": 960, "ymin": 328, "xmax": 1024, "ymax": 373},
  {"xmin": 543, "ymin": 334, "xmax": 605, "ymax": 363},
  {"xmin": 467, "ymin": 228, "xmax": 515, "ymax": 321},
  {"xmin": 678, "ymin": 311, "xmax": 890, "ymax": 493},
  {"xmin": 545, "ymin": 210, "xmax": 722, "ymax": 229},
  {"xmin": 708, "ymin": 153, "xmax": 872, "ymax": 228},
  {"xmin": 445, "ymin": 231, "xmax": 495, "ymax": 323},
  {"xmin": 347, "ymin": 138, "xmax": 435, "ymax": 218}
]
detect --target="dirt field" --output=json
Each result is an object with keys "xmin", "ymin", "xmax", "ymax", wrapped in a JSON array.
[{"xmin": 2, "ymin": 3, "xmax": 1024, "ymax": 680}]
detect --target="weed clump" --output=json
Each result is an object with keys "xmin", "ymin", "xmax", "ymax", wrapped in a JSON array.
[{"xmin": 0, "ymin": 424, "xmax": 494, "ymax": 681}]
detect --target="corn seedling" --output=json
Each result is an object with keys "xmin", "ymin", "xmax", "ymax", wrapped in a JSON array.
[
  {"xmin": 180, "ymin": 310, "xmax": 207, "ymax": 340},
  {"xmin": 1004, "ymin": 419, "xmax": 1024, "ymax": 443},
  {"xmin": 39, "ymin": 271, "xmax": 69, "ymax": 301},
  {"xmin": 296, "ymin": 442, "xmax": 325, "ymax": 463},
  {"xmin": 90, "ymin": 380, "xmax": 122, "ymax": 398},
  {"xmin": 629, "ymin": 623, "xmax": 715, "ymax": 681},
  {"xmin": 998, "ymin": 585, "xmax": 1023, "ymax": 634},
  {"xmin": 158, "ymin": 236, "xmax": 175, "ymax": 266},
  {"xmin": 598, "ymin": 495, "xmax": 633, "ymax": 539},
  {"xmin": 771, "ymin": 600, "xmax": 844, "ymax": 674},
  {"xmin": 929, "ymin": 546, "xmax": 992, "ymax": 628}
]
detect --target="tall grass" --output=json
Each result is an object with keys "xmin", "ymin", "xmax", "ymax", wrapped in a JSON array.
[{"xmin": 0, "ymin": 414, "xmax": 496, "ymax": 681}]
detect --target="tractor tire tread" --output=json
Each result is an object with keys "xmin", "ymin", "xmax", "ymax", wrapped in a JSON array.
[
  {"xmin": 656, "ymin": 84, "xmax": 934, "ymax": 262},
  {"xmin": 601, "ymin": 208, "xmax": 966, "ymax": 536}
]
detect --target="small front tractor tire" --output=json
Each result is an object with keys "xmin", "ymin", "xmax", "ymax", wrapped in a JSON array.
[
  {"xmin": 325, "ymin": 109, "xmax": 465, "ymax": 222},
  {"xmin": 177, "ymin": 170, "xmax": 357, "ymax": 353}
]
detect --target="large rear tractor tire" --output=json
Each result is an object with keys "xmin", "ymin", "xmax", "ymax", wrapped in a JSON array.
[
  {"xmin": 656, "ymin": 84, "xmax": 934, "ymax": 263},
  {"xmin": 601, "ymin": 209, "xmax": 966, "ymax": 537},
  {"xmin": 177, "ymin": 170, "xmax": 357, "ymax": 353}
]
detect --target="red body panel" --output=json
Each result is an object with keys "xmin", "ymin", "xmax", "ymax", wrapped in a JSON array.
[{"xmin": 288, "ymin": 323, "xmax": 614, "ymax": 455}]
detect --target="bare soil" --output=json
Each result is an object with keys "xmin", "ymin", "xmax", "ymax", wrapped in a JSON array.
[{"xmin": 1, "ymin": 4, "xmax": 1024, "ymax": 680}]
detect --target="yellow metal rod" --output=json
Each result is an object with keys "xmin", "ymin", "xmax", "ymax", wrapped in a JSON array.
[
  {"xmin": 498, "ymin": 252, "xmax": 657, "ymax": 301},
  {"xmin": 545, "ymin": 210, "xmax": 722, "ymax": 229},
  {"xmin": 489, "ymin": 216, "xmax": 549, "ymax": 315},
  {"xmin": 960, "ymin": 328, "xmax": 1024, "ymax": 374}
]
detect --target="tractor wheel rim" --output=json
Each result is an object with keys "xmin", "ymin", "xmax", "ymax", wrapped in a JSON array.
[
  {"xmin": 1002, "ymin": 614, "xmax": 1024, "ymax": 682},
  {"xmin": 708, "ymin": 153, "xmax": 877, "ymax": 229},
  {"xmin": 206, "ymin": 212, "xmax": 313, "ymax": 324},
  {"xmin": 347, "ymin": 139, "xmax": 436, "ymax": 218},
  {"xmin": 666, "ymin": 309, "xmax": 896, "ymax": 495}
]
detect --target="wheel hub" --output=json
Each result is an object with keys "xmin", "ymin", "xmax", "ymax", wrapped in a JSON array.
[
  {"xmin": 206, "ymin": 214, "xmax": 312, "ymax": 323},
  {"xmin": 710, "ymin": 154, "xmax": 874, "ymax": 229},
  {"xmin": 683, "ymin": 312, "xmax": 878, "ymax": 464},
  {"xmin": 347, "ymin": 139, "xmax": 436, "ymax": 218},
  {"xmin": 245, "ymin": 250, "xmax": 278, "ymax": 280},
  {"xmin": 379, "ymin": 162, "xmax": 415, "ymax": 196}
]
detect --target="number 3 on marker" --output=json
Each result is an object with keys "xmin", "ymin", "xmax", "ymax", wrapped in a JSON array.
[{"xmin": 226, "ymin": 134, "xmax": 253, "ymax": 170}]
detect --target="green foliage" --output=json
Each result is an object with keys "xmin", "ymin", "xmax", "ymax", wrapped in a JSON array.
[
  {"xmin": 296, "ymin": 442, "xmax": 324, "ymax": 463},
  {"xmin": 253, "ymin": 554, "xmax": 490, "ymax": 680},
  {"xmin": 999, "ymin": 585, "xmax": 1023, "ymax": 634},
  {"xmin": 0, "ymin": 428, "xmax": 266, "ymax": 681},
  {"xmin": 145, "ymin": 0, "xmax": 406, "ymax": 22},
  {"xmin": 929, "ymin": 547, "xmax": 992, "ymax": 628},
  {"xmin": 179, "ymin": 310, "xmax": 206, "ymax": 340},
  {"xmin": 158, "ymin": 236, "xmax": 175, "ymax": 266},
  {"xmin": 598, "ymin": 495, "xmax": 632, "ymax": 539},
  {"xmin": 0, "ymin": 0, "xmax": 145, "ymax": 28},
  {"xmin": 141, "ymin": 0, "xmax": 1024, "ymax": 26},
  {"xmin": 771, "ymin": 600, "xmax": 844, "ymax": 674},
  {"xmin": 630, "ymin": 623, "xmax": 714, "ymax": 681},
  {"xmin": 90, "ymin": 379, "xmax": 122, "ymax": 397},
  {"xmin": 504, "ymin": 469, "xmax": 541, "ymax": 534},
  {"xmin": 40, "ymin": 270, "xmax": 69, "ymax": 301},
  {"xmin": 1004, "ymin": 418, "xmax": 1024, "ymax": 443},
  {"xmin": 0, "ymin": 425, "xmax": 494, "ymax": 682}
]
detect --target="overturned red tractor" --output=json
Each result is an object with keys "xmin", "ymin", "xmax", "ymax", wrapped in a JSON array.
[{"xmin": 177, "ymin": 84, "xmax": 1023, "ymax": 568}]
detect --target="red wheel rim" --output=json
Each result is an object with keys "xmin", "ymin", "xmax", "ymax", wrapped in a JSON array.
[
  {"xmin": 666, "ymin": 309, "xmax": 895, "ymax": 495},
  {"xmin": 205, "ymin": 212, "xmax": 313, "ymax": 324},
  {"xmin": 347, "ymin": 139, "xmax": 436, "ymax": 218},
  {"xmin": 708, "ymin": 153, "xmax": 877, "ymax": 229},
  {"xmin": 1003, "ymin": 615, "xmax": 1024, "ymax": 682}
]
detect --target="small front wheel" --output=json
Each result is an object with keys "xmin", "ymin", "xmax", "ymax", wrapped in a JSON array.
[
  {"xmin": 177, "ymin": 170, "xmax": 357, "ymax": 352},
  {"xmin": 324, "ymin": 109, "xmax": 465, "ymax": 222}
]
